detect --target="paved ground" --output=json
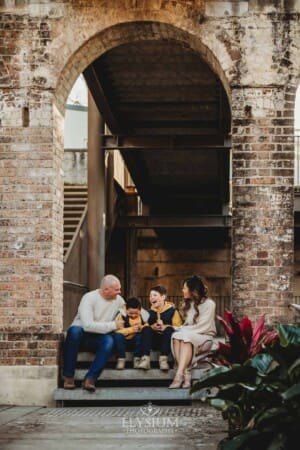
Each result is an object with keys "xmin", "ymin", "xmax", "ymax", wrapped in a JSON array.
[{"xmin": 0, "ymin": 404, "xmax": 226, "ymax": 449}]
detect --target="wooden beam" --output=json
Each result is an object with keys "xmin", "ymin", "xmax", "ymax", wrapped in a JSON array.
[
  {"xmin": 103, "ymin": 135, "xmax": 227, "ymax": 148},
  {"xmin": 120, "ymin": 149, "xmax": 152, "ymax": 203},
  {"xmin": 83, "ymin": 64, "xmax": 122, "ymax": 135},
  {"xmin": 102, "ymin": 145, "xmax": 231, "ymax": 151},
  {"xmin": 116, "ymin": 215, "xmax": 232, "ymax": 229},
  {"xmin": 124, "ymin": 229, "xmax": 138, "ymax": 298},
  {"xmin": 129, "ymin": 127, "xmax": 221, "ymax": 136},
  {"xmin": 87, "ymin": 91, "xmax": 106, "ymax": 289}
]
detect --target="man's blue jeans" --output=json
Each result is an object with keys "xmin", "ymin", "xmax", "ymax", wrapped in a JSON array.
[
  {"xmin": 63, "ymin": 325, "xmax": 114, "ymax": 381},
  {"xmin": 112, "ymin": 332, "xmax": 143, "ymax": 358}
]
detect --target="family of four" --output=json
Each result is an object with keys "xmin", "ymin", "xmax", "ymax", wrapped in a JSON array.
[{"xmin": 63, "ymin": 274, "xmax": 216, "ymax": 392}]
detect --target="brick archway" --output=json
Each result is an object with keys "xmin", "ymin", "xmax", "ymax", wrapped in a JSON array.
[
  {"xmin": 54, "ymin": 21, "xmax": 231, "ymax": 112},
  {"xmin": 53, "ymin": 19, "xmax": 232, "ymax": 321}
]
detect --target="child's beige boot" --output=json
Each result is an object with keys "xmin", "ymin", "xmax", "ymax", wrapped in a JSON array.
[
  {"xmin": 138, "ymin": 355, "xmax": 150, "ymax": 370},
  {"xmin": 133, "ymin": 357, "xmax": 141, "ymax": 369},
  {"xmin": 116, "ymin": 358, "xmax": 126, "ymax": 370},
  {"xmin": 159, "ymin": 355, "xmax": 169, "ymax": 371}
]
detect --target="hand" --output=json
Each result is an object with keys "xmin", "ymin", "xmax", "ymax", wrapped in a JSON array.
[
  {"xmin": 153, "ymin": 322, "xmax": 162, "ymax": 331},
  {"xmin": 133, "ymin": 324, "xmax": 141, "ymax": 332},
  {"xmin": 115, "ymin": 318, "xmax": 124, "ymax": 329}
]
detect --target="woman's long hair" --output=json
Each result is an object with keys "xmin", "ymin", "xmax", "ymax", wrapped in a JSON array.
[{"xmin": 181, "ymin": 275, "xmax": 208, "ymax": 324}]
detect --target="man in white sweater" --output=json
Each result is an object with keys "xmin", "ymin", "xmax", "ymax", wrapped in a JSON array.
[{"xmin": 63, "ymin": 274, "xmax": 125, "ymax": 391}]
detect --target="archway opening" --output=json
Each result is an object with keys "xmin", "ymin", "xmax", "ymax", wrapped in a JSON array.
[{"xmin": 57, "ymin": 24, "xmax": 232, "ymax": 330}]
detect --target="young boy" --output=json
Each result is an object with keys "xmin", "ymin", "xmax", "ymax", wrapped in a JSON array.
[
  {"xmin": 112, "ymin": 297, "xmax": 149, "ymax": 369},
  {"xmin": 137, "ymin": 285, "xmax": 182, "ymax": 371}
]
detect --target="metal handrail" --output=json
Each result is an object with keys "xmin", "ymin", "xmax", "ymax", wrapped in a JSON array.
[
  {"xmin": 63, "ymin": 280, "xmax": 88, "ymax": 291},
  {"xmin": 63, "ymin": 203, "xmax": 88, "ymax": 264}
]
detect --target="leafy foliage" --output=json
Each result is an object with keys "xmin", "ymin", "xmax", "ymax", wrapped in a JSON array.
[
  {"xmin": 216, "ymin": 310, "xmax": 278, "ymax": 365},
  {"xmin": 192, "ymin": 324, "xmax": 300, "ymax": 450}
]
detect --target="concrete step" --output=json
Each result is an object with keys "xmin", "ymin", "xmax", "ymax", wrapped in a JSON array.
[
  {"xmin": 54, "ymin": 386, "xmax": 204, "ymax": 402},
  {"xmin": 77, "ymin": 351, "xmax": 175, "ymax": 363},
  {"xmin": 73, "ymin": 368, "xmax": 206, "ymax": 381}
]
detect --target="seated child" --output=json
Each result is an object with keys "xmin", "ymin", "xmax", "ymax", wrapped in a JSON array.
[
  {"xmin": 112, "ymin": 297, "xmax": 149, "ymax": 370},
  {"xmin": 137, "ymin": 285, "xmax": 182, "ymax": 371}
]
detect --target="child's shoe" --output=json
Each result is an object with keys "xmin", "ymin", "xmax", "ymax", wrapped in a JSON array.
[
  {"xmin": 159, "ymin": 355, "xmax": 169, "ymax": 371},
  {"xmin": 133, "ymin": 357, "xmax": 141, "ymax": 369},
  {"xmin": 116, "ymin": 358, "xmax": 126, "ymax": 370},
  {"xmin": 138, "ymin": 355, "xmax": 150, "ymax": 370}
]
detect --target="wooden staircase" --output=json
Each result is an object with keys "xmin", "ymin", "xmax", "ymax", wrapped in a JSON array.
[{"xmin": 64, "ymin": 185, "xmax": 87, "ymax": 258}]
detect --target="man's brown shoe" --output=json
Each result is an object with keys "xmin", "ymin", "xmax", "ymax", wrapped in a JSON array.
[
  {"xmin": 63, "ymin": 376, "xmax": 75, "ymax": 390},
  {"xmin": 82, "ymin": 377, "xmax": 96, "ymax": 392}
]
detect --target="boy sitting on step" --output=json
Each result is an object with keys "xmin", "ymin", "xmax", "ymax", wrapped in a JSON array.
[
  {"xmin": 112, "ymin": 297, "xmax": 149, "ymax": 370},
  {"xmin": 137, "ymin": 285, "xmax": 182, "ymax": 371}
]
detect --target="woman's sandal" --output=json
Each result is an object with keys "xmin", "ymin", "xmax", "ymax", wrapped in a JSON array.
[
  {"xmin": 168, "ymin": 372, "xmax": 184, "ymax": 389},
  {"xmin": 182, "ymin": 368, "xmax": 192, "ymax": 389}
]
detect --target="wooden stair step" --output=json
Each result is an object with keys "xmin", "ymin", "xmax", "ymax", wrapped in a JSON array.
[
  {"xmin": 64, "ymin": 191, "xmax": 87, "ymax": 195},
  {"xmin": 64, "ymin": 185, "xmax": 87, "ymax": 190},
  {"xmin": 64, "ymin": 204, "xmax": 86, "ymax": 210},
  {"xmin": 64, "ymin": 218, "xmax": 80, "ymax": 224},
  {"xmin": 64, "ymin": 212, "xmax": 83, "ymax": 218},
  {"xmin": 64, "ymin": 226, "xmax": 78, "ymax": 232},
  {"xmin": 64, "ymin": 231, "xmax": 78, "ymax": 238}
]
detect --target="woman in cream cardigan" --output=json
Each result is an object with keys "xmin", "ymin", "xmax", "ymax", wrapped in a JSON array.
[{"xmin": 169, "ymin": 275, "xmax": 216, "ymax": 389}]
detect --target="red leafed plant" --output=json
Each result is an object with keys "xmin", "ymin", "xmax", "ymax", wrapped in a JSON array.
[{"xmin": 216, "ymin": 310, "xmax": 278, "ymax": 365}]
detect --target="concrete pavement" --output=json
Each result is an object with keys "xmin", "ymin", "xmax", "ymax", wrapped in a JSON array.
[{"xmin": 0, "ymin": 404, "xmax": 226, "ymax": 449}]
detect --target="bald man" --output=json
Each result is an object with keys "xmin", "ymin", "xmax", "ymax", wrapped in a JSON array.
[{"xmin": 63, "ymin": 274, "xmax": 125, "ymax": 392}]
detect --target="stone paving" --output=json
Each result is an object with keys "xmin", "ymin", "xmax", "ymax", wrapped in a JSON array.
[{"xmin": 0, "ymin": 404, "xmax": 226, "ymax": 449}]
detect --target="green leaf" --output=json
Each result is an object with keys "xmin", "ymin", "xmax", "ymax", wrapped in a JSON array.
[
  {"xmin": 268, "ymin": 343, "xmax": 300, "ymax": 371},
  {"xmin": 220, "ymin": 430, "xmax": 260, "ymax": 450},
  {"xmin": 275, "ymin": 324, "xmax": 300, "ymax": 346},
  {"xmin": 245, "ymin": 352, "xmax": 275, "ymax": 375},
  {"xmin": 217, "ymin": 384, "xmax": 245, "ymax": 400},
  {"xmin": 281, "ymin": 383, "xmax": 300, "ymax": 401},
  {"xmin": 208, "ymin": 398, "xmax": 228, "ymax": 411},
  {"xmin": 191, "ymin": 365, "xmax": 257, "ymax": 393},
  {"xmin": 254, "ymin": 407, "xmax": 288, "ymax": 429},
  {"xmin": 288, "ymin": 357, "xmax": 300, "ymax": 380},
  {"xmin": 267, "ymin": 433, "xmax": 288, "ymax": 450}
]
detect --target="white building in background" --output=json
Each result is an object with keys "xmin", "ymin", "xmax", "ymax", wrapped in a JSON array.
[
  {"xmin": 64, "ymin": 75, "xmax": 88, "ymax": 184},
  {"xmin": 64, "ymin": 103, "xmax": 87, "ymax": 150}
]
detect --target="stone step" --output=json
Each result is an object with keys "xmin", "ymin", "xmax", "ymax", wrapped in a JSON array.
[
  {"xmin": 73, "ymin": 368, "xmax": 206, "ymax": 381},
  {"xmin": 54, "ymin": 386, "xmax": 204, "ymax": 402},
  {"xmin": 77, "ymin": 351, "xmax": 175, "ymax": 363}
]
